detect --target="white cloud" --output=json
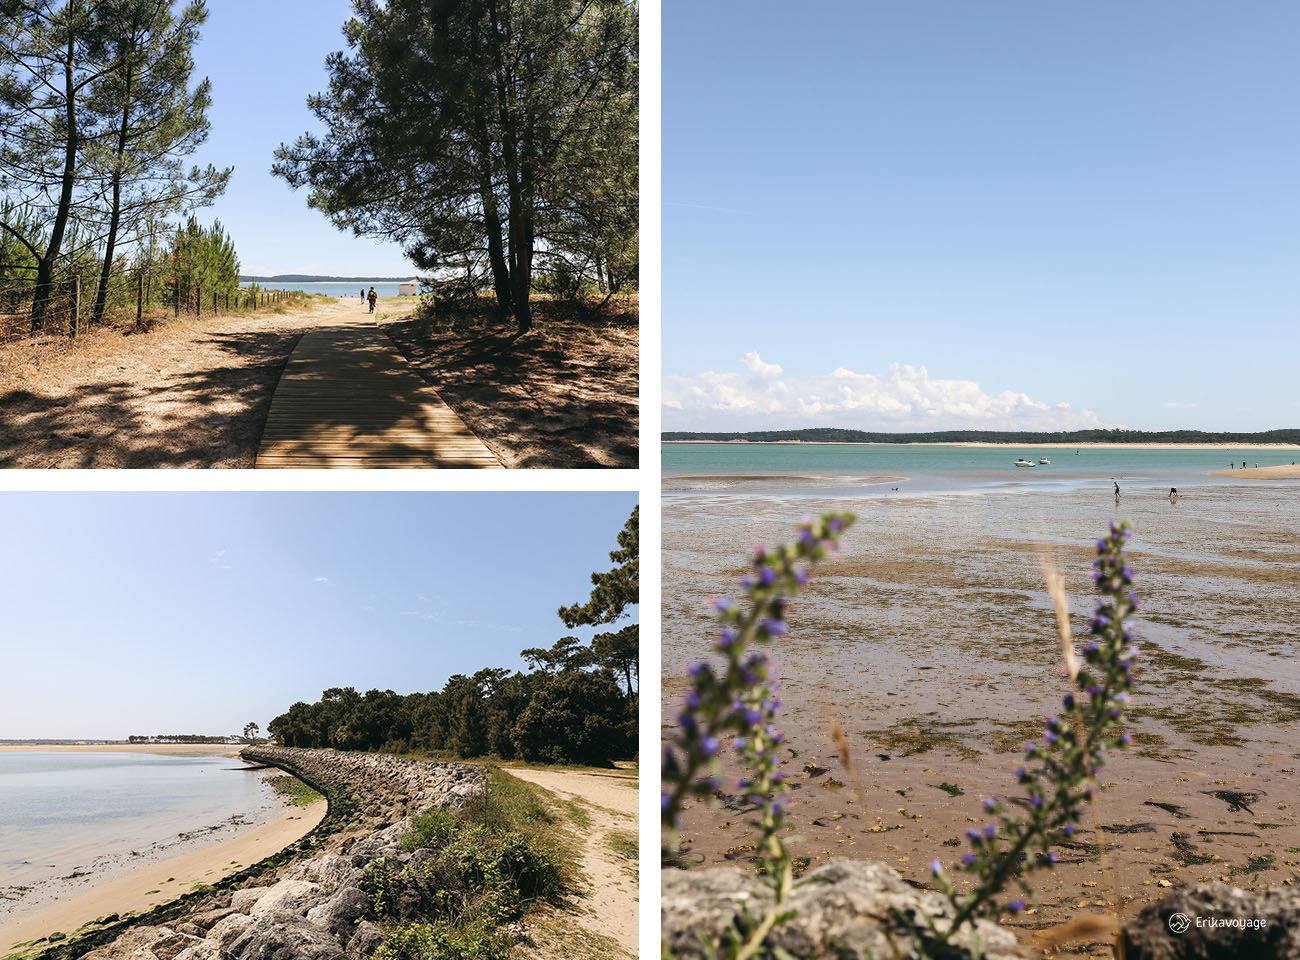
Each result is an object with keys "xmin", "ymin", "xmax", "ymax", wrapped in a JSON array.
[
  {"xmin": 1163, "ymin": 401, "xmax": 1197, "ymax": 409},
  {"xmin": 664, "ymin": 357, "xmax": 1103, "ymax": 432},
  {"xmin": 741, "ymin": 351, "xmax": 783, "ymax": 378},
  {"xmin": 314, "ymin": 577, "xmax": 329, "ymax": 583}
]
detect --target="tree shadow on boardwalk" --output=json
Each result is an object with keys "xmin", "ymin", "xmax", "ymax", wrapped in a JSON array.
[
  {"xmin": 382, "ymin": 311, "xmax": 639, "ymax": 469},
  {"xmin": 0, "ymin": 325, "xmax": 306, "ymax": 468}
]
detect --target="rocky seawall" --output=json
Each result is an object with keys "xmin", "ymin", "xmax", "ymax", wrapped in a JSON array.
[
  {"xmin": 32, "ymin": 748, "xmax": 485, "ymax": 960},
  {"xmin": 664, "ymin": 861, "xmax": 1300, "ymax": 960}
]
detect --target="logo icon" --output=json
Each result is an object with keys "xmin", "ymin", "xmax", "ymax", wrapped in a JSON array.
[{"xmin": 1168, "ymin": 913, "xmax": 1192, "ymax": 934}]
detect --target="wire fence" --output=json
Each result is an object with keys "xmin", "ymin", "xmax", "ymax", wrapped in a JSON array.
[{"xmin": 1, "ymin": 269, "xmax": 307, "ymax": 343}]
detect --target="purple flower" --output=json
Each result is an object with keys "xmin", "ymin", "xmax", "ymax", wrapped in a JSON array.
[
  {"xmin": 732, "ymin": 738, "xmax": 747, "ymax": 750},
  {"xmin": 761, "ymin": 618, "xmax": 787, "ymax": 637},
  {"xmin": 1008, "ymin": 899, "xmax": 1025, "ymax": 914},
  {"xmin": 1062, "ymin": 694, "xmax": 1075, "ymax": 710},
  {"xmin": 717, "ymin": 627, "xmax": 739, "ymax": 649},
  {"xmin": 982, "ymin": 797, "xmax": 996, "ymax": 811},
  {"xmin": 962, "ymin": 853, "xmax": 976, "ymax": 867},
  {"xmin": 712, "ymin": 597, "xmax": 734, "ymax": 613},
  {"xmin": 1063, "ymin": 823, "xmax": 1075, "ymax": 836},
  {"xmin": 740, "ymin": 575, "xmax": 755, "ymax": 589},
  {"xmin": 701, "ymin": 737, "xmax": 719, "ymax": 757},
  {"xmin": 685, "ymin": 691, "xmax": 701, "ymax": 709},
  {"xmin": 929, "ymin": 859, "xmax": 942, "ymax": 875},
  {"xmin": 795, "ymin": 567, "xmax": 810, "ymax": 585},
  {"xmin": 829, "ymin": 517, "xmax": 844, "ymax": 533},
  {"xmin": 679, "ymin": 713, "xmax": 696, "ymax": 733},
  {"xmin": 1044, "ymin": 730, "xmax": 1058, "ymax": 744},
  {"xmin": 1015, "ymin": 767, "xmax": 1026, "ymax": 779},
  {"xmin": 1025, "ymin": 742, "xmax": 1037, "ymax": 756},
  {"xmin": 743, "ymin": 708, "xmax": 762, "ymax": 727},
  {"xmin": 757, "ymin": 565, "xmax": 776, "ymax": 587},
  {"xmin": 1030, "ymin": 795, "xmax": 1043, "ymax": 808},
  {"xmin": 983, "ymin": 824, "xmax": 996, "ymax": 839},
  {"xmin": 966, "ymin": 829, "xmax": 980, "ymax": 843},
  {"xmin": 661, "ymin": 793, "xmax": 671, "ymax": 810},
  {"xmin": 1119, "ymin": 733, "xmax": 1132, "ymax": 747}
]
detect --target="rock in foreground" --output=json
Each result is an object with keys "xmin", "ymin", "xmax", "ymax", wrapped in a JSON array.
[
  {"xmin": 1122, "ymin": 883, "xmax": 1300, "ymax": 959},
  {"xmin": 662, "ymin": 859, "xmax": 1024, "ymax": 960}
]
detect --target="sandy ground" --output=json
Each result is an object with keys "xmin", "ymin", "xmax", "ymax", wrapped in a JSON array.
[
  {"xmin": 666, "ymin": 440, "xmax": 1300, "ymax": 450},
  {"xmin": 0, "ymin": 299, "xmax": 339, "ymax": 468},
  {"xmin": 1, "ymin": 295, "xmax": 637, "ymax": 469},
  {"xmin": 0, "ymin": 799, "xmax": 324, "ymax": 954},
  {"xmin": 379, "ymin": 300, "xmax": 638, "ymax": 468},
  {"xmin": 1209, "ymin": 464, "xmax": 1300, "ymax": 479},
  {"xmin": 664, "ymin": 480, "xmax": 1300, "ymax": 956},
  {"xmin": 506, "ymin": 768, "xmax": 638, "ymax": 956},
  {"xmin": 0, "ymin": 744, "xmax": 241, "ymax": 757}
]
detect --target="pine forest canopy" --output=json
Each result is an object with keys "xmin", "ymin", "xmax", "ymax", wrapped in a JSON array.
[
  {"xmin": 0, "ymin": 0, "xmax": 230, "ymax": 331},
  {"xmin": 268, "ymin": 506, "xmax": 640, "ymax": 767},
  {"xmin": 272, "ymin": 0, "xmax": 638, "ymax": 335}
]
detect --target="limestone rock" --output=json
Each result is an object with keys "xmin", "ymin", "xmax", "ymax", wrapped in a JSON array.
[
  {"xmin": 663, "ymin": 860, "xmax": 1024, "ymax": 960},
  {"xmin": 345, "ymin": 921, "xmax": 385, "ymax": 959},
  {"xmin": 225, "ymin": 918, "xmax": 348, "ymax": 960},
  {"xmin": 148, "ymin": 933, "xmax": 202, "ymax": 960},
  {"xmin": 230, "ymin": 887, "xmax": 270, "ymax": 913},
  {"xmin": 248, "ymin": 880, "xmax": 322, "ymax": 918},
  {"xmin": 305, "ymin": 887, "xmax": 371, "ymax": 935},
  {"xmin": 1122, "ymin": 883, "xmax": 1300, "ymax": 959}
]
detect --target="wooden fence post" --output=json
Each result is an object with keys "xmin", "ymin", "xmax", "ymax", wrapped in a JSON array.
[
  {"xmin": 72, "ymin": 276, "xmax": 80, "ymax": 338},
  {"xmin": 136, "ymin": 273, "xmax": 143, "ymax": 332},
  {"xmin": 196, "ymin": 284, "xmax": 201, "ymax": 319},
  {"xmin": 213, "ymin": 291, "xmax": 217, "ymax": 314}
]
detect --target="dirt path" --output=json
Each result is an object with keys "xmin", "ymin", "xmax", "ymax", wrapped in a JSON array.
[
  {"xmin": 0, "ymin": 298, "xmax": 367, "ymax": 468},
  {"xmin": 506, "ymin": 768, "xmax": 638, "ymax": 957}
]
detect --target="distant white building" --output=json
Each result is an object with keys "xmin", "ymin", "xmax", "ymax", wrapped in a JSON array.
[{"xmin": 398, "ymin": 280, "xmax": 419, "ymax": 296}]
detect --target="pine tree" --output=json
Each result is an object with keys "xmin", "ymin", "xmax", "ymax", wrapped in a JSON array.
[{"xmin": 82, "ymin": 0, "xmax": 229, "ymax": 324}]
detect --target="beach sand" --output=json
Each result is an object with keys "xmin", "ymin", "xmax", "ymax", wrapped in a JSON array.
[
  {"xmin": 0, "ymin": 743, "xmax": 242, "ymax": 758},
  {"xmin": 0, "ymin": 798, "xmax": 324, "ymax": 954},
  {"xmin": 1209, "ymin": 464, "xmax": 1300, "ymax": 479}
]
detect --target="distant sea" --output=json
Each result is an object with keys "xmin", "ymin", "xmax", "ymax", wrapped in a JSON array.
[
  {"xmin": 0, "ymin": 753, "xmax": 279, "ymax": 892},
  {"xmin": 239, "ymin": 280, "xmax": 415, "ymax": 298},
  {"xmin": 664, "ymin": 442, "xmax": 1300, "ymax": 497}
]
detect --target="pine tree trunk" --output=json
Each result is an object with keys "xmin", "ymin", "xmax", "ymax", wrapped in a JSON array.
[
  {"xmin": 31, "ymin": 21, "xmax": 79, "ymax": 333},
  {"xmin": 93, "ymin": 74, "xmax": 133, "ymax": 327}
]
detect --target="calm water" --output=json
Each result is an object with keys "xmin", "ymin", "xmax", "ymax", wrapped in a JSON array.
[
  {"xmin": 0, "ymin": 753, "xmax": 278, "ymax": 889},
  {"xmin": 664, "ymin": 442, "xmax": 1300, "ymax": 497},
  {"xmin": 240, "ymin": 281, "xmax": 414, "ymax": 298}
]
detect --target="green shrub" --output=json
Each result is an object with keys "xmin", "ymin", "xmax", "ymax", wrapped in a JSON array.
[{"xmin": 375, "ymin": 920, "xmax": 510, "ymax": 960}]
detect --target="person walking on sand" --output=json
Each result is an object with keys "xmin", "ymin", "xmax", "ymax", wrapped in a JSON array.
[
  {"xmin": 360, "ymin": 288, "xmax": 365, "ymax": 300},
  {"xmin": 1113, "ymin": 480, "xmax": 1120, "ymax": 504},
  {"xmin": 367, "ymin": 287, "xmax": 377, "ymax": 313},
  {"xmin": 1169, "ymin": 487, "xmax": 1179, "ymax": 502}
]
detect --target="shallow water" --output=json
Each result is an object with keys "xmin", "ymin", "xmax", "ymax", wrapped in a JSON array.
[{"xmin": 0, "ymin": 753, "xmax": 280, "ymax": 893}]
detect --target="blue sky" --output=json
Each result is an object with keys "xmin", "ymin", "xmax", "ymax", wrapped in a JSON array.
[
  {"xmin": 663, "ymin": 2, "xmax": 1300, "ymax": 433},
  {"xmin": 0, "ymin": 493, "xmax": 638, "ymax": 740},
  {"xmin": 185, "ymin": 1, "xmax": 413, "ymax": 276}
]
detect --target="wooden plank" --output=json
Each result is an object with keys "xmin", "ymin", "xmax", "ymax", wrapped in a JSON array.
[{"xmin": 255, "ymin": 317, "xmax": 501, "ymax": 469}]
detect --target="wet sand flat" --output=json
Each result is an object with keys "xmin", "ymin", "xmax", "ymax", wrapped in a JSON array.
[
  {"xmin": 0, "ymin": 799, "xmax": 324, "ymax": 954},
  {"xmin": 664, "ymin": 479, "xmax": 1300, "ymax": 943}
]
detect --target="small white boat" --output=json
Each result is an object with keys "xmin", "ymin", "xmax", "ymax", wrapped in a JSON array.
[
  {"xmin": 1039, "ymin": 457, "xmax": 1051, "ymax": 465},
  {"xmin": 1014, "ymin": 459, "xmax": 1035, "ymax": 468}
]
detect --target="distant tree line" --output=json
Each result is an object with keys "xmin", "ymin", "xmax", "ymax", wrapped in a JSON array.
[
  {"xmin": 664, "ymin": 428, "xmax": 1300, "ymax": 445},
  {"xmin": 272, "ymin": 0, "xmax": 638, "ymax": 334},
  {"xmin": 269, "ymin": 507, "xmax": 639, "ymax": 767},
  {"xmin": 126, "ymin": 734, "xmax": 240, "ymax": 744},
  {"xmin": 1, "ymin": 0, "xmax": 231, "ymax": 331}
]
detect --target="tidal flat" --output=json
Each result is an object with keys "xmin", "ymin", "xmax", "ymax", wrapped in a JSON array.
[{"xmin": 663, "ymin": 476, "xmax": 1300, "ymax": 937}]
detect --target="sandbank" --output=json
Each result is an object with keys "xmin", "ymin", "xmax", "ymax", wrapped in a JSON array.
[
  {"xmin": 1208, "ymin": 463, "xmax": 1300, "ymax": 479},
  {"xmin": 0, "ymin": 798, "xmax": 324, "ymax": 954},
  {"xmin": 664, "ymin": 440, "xmax": 1300, "ymax": 450}
]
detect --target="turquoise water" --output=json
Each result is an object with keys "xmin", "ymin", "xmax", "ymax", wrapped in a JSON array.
[
  {"xmin": 663, "ymin": 442, "xmax": 1299, "ymax": 496},
  {"xmin": 0, "ymin": 753, "xmax": 277, "ymax": 890},
  {"xmin": 240, "ymin": 281, "xmax": 413, "ymax": 298}
]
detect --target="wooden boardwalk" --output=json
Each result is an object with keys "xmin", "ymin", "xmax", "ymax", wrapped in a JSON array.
[{"xmin": 256, "ymin": 317, "xmax": 501, "ymax": 469}]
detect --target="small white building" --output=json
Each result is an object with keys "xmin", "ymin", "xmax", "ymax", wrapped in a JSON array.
[{"xmin": 398, "ymin": 280, "xmax": 419, "ymax": 296}]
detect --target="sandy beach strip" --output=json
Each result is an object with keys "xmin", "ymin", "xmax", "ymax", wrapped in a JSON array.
[
  {"xmin": 664, "ymin": 440, "xmax": 1300, "ymax": 450},
  {"xmin": 1208, "ymin": 464, "xmax": 1300, "ymax": 479},
  {"xmin": 0, "ymin": 798, "xmax": 325, "ymax": 954},
  {"xmin": 0, "ymin": 743, "xmax": 241, "ymax": 758}
]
